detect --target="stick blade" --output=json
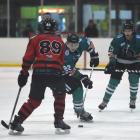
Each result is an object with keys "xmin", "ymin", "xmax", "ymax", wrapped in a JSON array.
[{"xmin": 1, "ymin": 120, "xmax": 9, "ymax": 129}]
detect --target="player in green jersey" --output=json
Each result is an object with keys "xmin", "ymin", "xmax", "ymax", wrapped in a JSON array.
[
  {"xmin": 63, "ymin": 33, "xmax": 99, "ymax": 121},
  {"xmin": 98, "ymin": 21, "xmax": 140, "ymax": 111}
]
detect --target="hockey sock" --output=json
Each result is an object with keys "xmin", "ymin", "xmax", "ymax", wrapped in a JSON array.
[
  {"xmin": 103, "ymin": 78, "xmax": 120, "ymax": 103},
  {"xmin": 129, "ymin": 74, "xmax": 139, "ymax": 100},
  {"xmin": 18, "ymin": 98, "xmax": 42, "ymax": 122},
  {"xmin": 72, "ymin": 87, "xmax": 84, "ymax": 112},
  {"xmin": 53, "ymin": 93, "xmax": 66, "ymax": 120}
]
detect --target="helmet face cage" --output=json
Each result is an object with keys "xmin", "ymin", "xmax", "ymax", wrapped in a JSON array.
[
  {"xmin": 66, "ymin": 33, "xmax": 79, "ymax": 52},
  {"xmin": 67, "ymin": 33, "xmax": 79, "ymax": 43},
  {"xmin": 41, "ymin": 14, "xmax": 51, "ymax": 22},
  {"xmin": 41, "ymin": 15, "xmax": 57, "ymax": 32}
]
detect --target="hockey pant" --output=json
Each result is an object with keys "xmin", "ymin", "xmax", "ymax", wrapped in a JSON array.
[
  {"xmin": 64, "ymin": 75, "xmax": 84, "ymax": 113},
  {"xmin": 17, "ymin": 74, "xmax": 66, "ymax": 123}
]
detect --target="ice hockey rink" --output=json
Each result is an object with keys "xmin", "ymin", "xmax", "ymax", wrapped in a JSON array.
[{"xmin": 0, "ymin": 67, "xmax": 140, "ymax": 140}]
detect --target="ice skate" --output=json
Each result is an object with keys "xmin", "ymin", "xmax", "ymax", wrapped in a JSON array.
[
  {"xmin": 79, "ymin": 110, "xmax": 93, "ymax": 122},
  {"xmin": 98, "ymin": 101, "xmax": 108, "ymax": 111},
  {"xmin": 54, "ymin": 119, "xmax": 71, "ymax": 134},
  {"xmin": 9, "ymin": 115, "xmax": 24, "ymax": 135},
  {"xmin": 74, "ymin": 108, "xmax": 93, "ymax": 122},
  {"xmin": 129, "ymin": 100, "xmax": 136, "ymax": 112}
]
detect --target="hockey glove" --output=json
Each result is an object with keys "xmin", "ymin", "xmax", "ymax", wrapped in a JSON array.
[
  {"xmin": 90, "ymin": 52, "xmax": 99, "ymax": 67},
  {"xmin": 104, "ymin": 57, "xmax": 116, "ymax": 74},
  {"xmin": 104, "ymin": 64, "xmax": 116, "ymax": 74},
  {"xmin": 81, "ymin": 75, "xmax": 93, "ymax": 89},
  {"xmin": 18, "ymin": 70, "xmax": 29, "ymax": 87}
]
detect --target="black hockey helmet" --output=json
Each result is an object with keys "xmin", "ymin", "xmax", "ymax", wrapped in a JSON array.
[
  {"xmin": 67, "ymin": 33, "xmax": 79, "ymax": 43},
  {"xmin": 122, "ymin": 20, "xmax": 134, "ymax": 31},
  {"xmin": 41, "ymin": 14, "xmax": 57, "ymax": 32},
  {"xmin": 66, "ymin": 33, "xmax": 79, "ymax": 52}
]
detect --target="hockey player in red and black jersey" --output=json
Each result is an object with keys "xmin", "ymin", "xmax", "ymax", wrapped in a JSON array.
[{"xmin": 9, "ymin": 15, "xmax": 70, "ymax": 135}]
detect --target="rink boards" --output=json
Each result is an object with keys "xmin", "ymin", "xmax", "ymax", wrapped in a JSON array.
[{"xmin": 0, "ymin": 38, "xmax": 112, "ymax": 69}]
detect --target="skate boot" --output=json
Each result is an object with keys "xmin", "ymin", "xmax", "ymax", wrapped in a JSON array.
[
  {"xmin": 74, "ymin": 108, "xmax": 93, "ymax": 122},
  {"xmin": 54, "ymin": 119, "xmax": 71, "ymax": 134},
  {"xmin": 79, "ymin": 110, "xmax": 93, "ymax": 122},
  {"xmin": 129, "ymin": 99, "xmax": 136, "ymax": 110},
  {"xmin": 98, "ymin": 101, "xmax": 108, "ymax": 111},
  {"xmin": 9, "ymin": 115, "xmax": 24, "ymax": 135}
]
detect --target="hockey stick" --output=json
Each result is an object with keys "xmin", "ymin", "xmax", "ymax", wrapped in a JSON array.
[
  {"xmin": 83, "ymin": 66, "xmax": 94, "ymax": 104},
  {"xmin": 115, "ymin": 69, "xmax": 140, "ymax": 73},
  {"xmin": 1, "ymin": 87, "xmax": 22, "ymax": 129}
]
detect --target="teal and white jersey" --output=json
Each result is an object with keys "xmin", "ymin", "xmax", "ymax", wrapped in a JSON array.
[
  {"xmin": 63, "ymin": 37, "xmax": 95, "ymax": 75},
  {"xmin": 108, "ymin": 33, "xmax": 140, "ymax": 64}
]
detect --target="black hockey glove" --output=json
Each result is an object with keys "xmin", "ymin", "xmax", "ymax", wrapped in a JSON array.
[
  {"xmin": 81, "ymin": 75, "xmax": 93, "ymax": 89},
  {"xmin": 18, "ymin": 70, "xmax": 29, "ymax": 87},
  {"xmin": 104, "ymin": 63, "xmax": 116, "ymax": 74},
  {"xmin": 90, "ymin": 52, "xmax": 99, "ymax": 67},
  {"xmin": 104, "ymin": 57, "xmax": 116, "ymax": 74}
]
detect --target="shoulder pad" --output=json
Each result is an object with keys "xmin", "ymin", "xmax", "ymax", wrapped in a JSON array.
[
  {"xmin": 136, "ymin": 35, "xmax": 140, "ymax": 39},
  {"xmin": 79, "ymin": 38, "xmax": 82, "ymax": 42},
  {"xmin": 80, "ymin": 37, "xmax": 91, "ymax": 45},
  {"xmin": 78, "ymin": 37, "xmax": 83, "ymax": 44},
  {"xmin": 29, "ymin": 34, "xmax": 37, "ymax": 40}
]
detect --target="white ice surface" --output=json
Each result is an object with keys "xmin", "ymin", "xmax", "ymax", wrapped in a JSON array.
[{"xmin": 0, "ymin": 68, "xmax": 140, "ymax": 140}]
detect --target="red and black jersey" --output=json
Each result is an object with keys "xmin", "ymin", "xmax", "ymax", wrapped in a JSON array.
[{"xmin": 22, "ymin": 33, "xmax": 64, "ymax": 72}]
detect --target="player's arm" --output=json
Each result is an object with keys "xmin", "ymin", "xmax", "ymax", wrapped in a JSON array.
[
  {"xmin": 18, "ymin": 37, "xmax": 36, "ymax": 88},
  {"xmin": 22, "ymin": 38, "xmax": 36, "ymax": 73},
  {"xmin": 108, "ymin": 38, "xmax": 118, "ymax": 64},
  {"xmin": 104, "ymin": 38, "xmax": 117, "ymax": 74},
  {"xmin": 86, "ymin": 39, "xmax": 99, "ymax": 67},
  {"xmin": 60, "ymin": 40, "xmax": 65, "ymax": 66}
]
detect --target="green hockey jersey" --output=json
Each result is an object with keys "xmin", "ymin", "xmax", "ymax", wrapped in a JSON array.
[
  {"xmin": 108, "ymin": 34, "xmax": 140, "ymax": 64},
  {"xmin": 63, "ymin": 37, "xmax": 95, "ymax": 78}
]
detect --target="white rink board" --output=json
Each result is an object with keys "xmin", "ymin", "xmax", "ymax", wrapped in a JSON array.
[{"xmin": 0, "ymin": 38, "xmax": 111, "ymax": 68}]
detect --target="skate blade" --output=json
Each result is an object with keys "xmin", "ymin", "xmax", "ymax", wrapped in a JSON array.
[
  {"xmin": 130, "ymin": 108, "xmax": 135, "ymax": 112},
  {"xmin": 99, "ymin": 109, "xmax": 103, "ymax": 112},
  {"xmin": 9, "ymin": 130, "xmax": 22, "ymax": 135},
  {"xmin": 55, "ymin": 128, "xmax": 70, "ymax": 135},
  {"xmin": 80, "ymin": 119, "xmax": 93, "ymax": 123}
]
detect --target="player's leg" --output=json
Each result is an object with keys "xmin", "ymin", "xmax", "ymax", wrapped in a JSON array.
[
  {"xmin": 72, "ymin": 86, "xmax": 93, "ymax": 122},
  {"xmin": 9, "ymin": 75, "xmax": 45, "ymax": 134},
  {"xmin": 51, "ymin": 76, "xmax": 70, "ymax": 131},
  {"xmin": 128, "ymin": 73, "xmax": 140, "ymax": 109},
  {"xmin": 9, "ymin": 98, "xmax": 42, "ymax": 134},
  {"xmin": 64, "ymin": 76, "xmax": 83, "ymax": 114},
  {"xmin": 72, "ymin": 87, "xmax": 84, "ymax": 114},
  {"xmin": 98, "ymin": 72, "xmax": 123, "ymax": 110},
  {"xmin": 65, "ymin": 76, "xmax": 93, "ymax": 121}
]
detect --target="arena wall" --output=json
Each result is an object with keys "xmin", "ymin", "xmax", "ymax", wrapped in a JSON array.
[{"xmin": 0, "ymin": 38, "xmax": 112, "ymax": 69}]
